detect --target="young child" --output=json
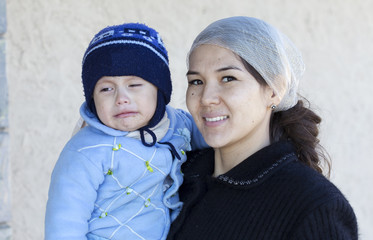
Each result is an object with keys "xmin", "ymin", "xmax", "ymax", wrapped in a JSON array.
[{"xmin": 45, "ymin": 23, "xmax": 207, "ymax": 240}]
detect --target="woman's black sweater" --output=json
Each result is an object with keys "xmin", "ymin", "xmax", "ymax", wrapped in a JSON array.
[{"xmin": 167, "ymin": 141, "xmax": 358, "ymax": 240}]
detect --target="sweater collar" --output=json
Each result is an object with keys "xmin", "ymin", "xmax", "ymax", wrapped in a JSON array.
[
  {"xmin": 216, "ymin": 141, "xmax": 296, "ymax": 187},
  {"xmin": 185, "ymin": 141, "xmax": 297, "ymax": 187}
]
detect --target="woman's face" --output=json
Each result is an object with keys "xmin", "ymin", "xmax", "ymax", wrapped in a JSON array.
[{"xmin": 186, "ymin": 45, "xmax": 275, "ymax": 152}]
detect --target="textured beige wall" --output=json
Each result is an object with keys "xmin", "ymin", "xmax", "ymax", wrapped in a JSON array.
[{"xmin": 6, "ymin": 0, "xmax": 373, "ymax": 239}]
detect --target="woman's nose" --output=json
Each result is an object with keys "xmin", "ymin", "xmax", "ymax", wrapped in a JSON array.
[{"xmin": 200, "ymin": 83, "xmax": 220, "ymax": 106}]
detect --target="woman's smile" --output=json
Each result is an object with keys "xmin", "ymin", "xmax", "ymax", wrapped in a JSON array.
[{"xmin": 204, "ymin": 115, "xmax": 228, "ymax": 122}]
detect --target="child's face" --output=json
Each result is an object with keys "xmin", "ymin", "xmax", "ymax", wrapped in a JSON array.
[{"xmin": 93, "ymin": 76, "xmax": 158, "ymax": 131}]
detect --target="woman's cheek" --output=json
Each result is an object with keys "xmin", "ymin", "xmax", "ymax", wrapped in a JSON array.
[{"xmin": 186, "ymin": 91, "xmax": 198, "ymax": 113}]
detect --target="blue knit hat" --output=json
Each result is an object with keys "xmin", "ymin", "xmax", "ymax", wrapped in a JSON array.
[{"xmin": 82, "ymin": 23, "xmax": 172, "ymax": 134}]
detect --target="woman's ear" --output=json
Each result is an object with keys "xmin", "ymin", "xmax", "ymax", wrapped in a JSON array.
[{"xmin": 266, "ymin": 88, "xmax": 281, "ymax": 108}]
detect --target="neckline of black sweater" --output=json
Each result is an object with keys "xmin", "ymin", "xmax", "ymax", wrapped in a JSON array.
[{"xmin": 183, "ymin": 140, "xmax": 297, "ymax": 188}]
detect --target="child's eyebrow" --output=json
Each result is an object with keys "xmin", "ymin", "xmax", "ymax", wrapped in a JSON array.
[{"xmin": 97, "ymin": 78, "xmax": 115, "ymax": 84}]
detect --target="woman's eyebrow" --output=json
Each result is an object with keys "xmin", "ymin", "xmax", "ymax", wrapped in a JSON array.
[
  {"xmin": 186, "ymin": 66, "xmax": 243, "ymax": 76},
  {"xmin": 186, "ymin": 70, "xmax": 199, "ymax": 76},
  {"xmin": 216, "ymin": 66, "xmax": 243, "ymax": 72}
]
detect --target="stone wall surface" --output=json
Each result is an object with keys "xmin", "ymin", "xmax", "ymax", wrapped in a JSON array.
[
  {"xmin": 0, "ymin": 0, "xmax": 11, "ymax": 238},
  {"xmin": 6, "ymin": 0, "xmax": 373, "ymax": 239}
]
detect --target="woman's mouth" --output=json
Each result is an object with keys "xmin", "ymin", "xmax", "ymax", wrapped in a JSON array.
[{"xmin": 204, "ymin": 116, "xmax": 229, "ymax": 122}]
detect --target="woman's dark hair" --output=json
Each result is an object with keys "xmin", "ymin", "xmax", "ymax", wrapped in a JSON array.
[{"xmin": 240, "ymin": 57, "xmax": 331, "ymax": 177}]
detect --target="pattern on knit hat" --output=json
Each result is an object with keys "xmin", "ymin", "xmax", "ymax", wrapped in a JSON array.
[
  {"xmin": 81, "ymin": 23, "xmax": 172, "ymax": 135},
  {"xmin": 83, "ymin": 26, "xmax": 168, "ymax": 66}
]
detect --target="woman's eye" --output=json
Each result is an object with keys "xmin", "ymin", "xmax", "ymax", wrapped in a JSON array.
[
  {"xmin": 222, "ymin": 76, "xmax": 236, "ymax": 82},
  {"xmin": 188, "ymin": 79, "xmax": 203, "ymax": 85}
]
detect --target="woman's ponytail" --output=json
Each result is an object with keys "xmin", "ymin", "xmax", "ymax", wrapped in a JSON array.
[{"xmin": 270, "ymin": 99, "xmax": 331, "ymax": 177}]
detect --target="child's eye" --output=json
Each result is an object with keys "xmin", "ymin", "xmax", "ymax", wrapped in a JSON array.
[
  {"xmin": 129, "ymin": 84, "xmax": 142, "ymax": 87},
  {"xmin": 101, "ymin": 87, "xmax": 114, "ymax": 92},
  {"xmin": 222, "ymin": 76, "xmax": 236, "ymax": 82},
  {"xmin": 188, "ymin": 79, "xmax": 203, "ymax": 85}
]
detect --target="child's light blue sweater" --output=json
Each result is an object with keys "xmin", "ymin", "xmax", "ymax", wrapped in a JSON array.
[{"xmin": 45, "ymin": 103, "xmax": 206, "ymax": 240}]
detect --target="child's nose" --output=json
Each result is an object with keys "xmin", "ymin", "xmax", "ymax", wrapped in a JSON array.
[{"xmin": 116, "ymin": 90, "xmax": 130, "ymax": 105}]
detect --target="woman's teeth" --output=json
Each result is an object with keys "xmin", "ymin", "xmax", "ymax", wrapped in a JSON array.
[{"xmin": 205, "ymin": 116, "xmax": 228, "ymax": 122}]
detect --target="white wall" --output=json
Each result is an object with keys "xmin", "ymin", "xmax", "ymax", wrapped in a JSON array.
[{"xmin": 6, "ymin": 0, "xmax": 373, "ymax": 239}]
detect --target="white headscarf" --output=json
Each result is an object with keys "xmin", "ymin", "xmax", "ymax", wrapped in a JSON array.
[{"xmin": 188, "ymin": 16, "xmax": 305, "ymax": 112}]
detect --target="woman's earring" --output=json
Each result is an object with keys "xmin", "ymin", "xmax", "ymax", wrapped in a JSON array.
[{"xmin": 270, "ymin": 104, "xmax": 277, "ymax": 110}]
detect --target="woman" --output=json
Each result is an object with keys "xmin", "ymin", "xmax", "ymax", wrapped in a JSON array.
[{"xmin": 167, "ymin": 16, "xmax": 358, "ymax": 240}]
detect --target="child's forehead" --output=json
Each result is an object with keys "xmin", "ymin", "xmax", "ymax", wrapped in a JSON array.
[{"xmin": 96, "ymin": 76, "xmax": 148, "ymax": 84}]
